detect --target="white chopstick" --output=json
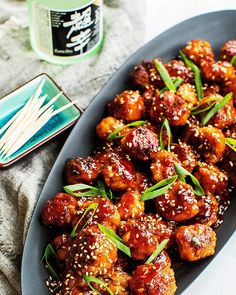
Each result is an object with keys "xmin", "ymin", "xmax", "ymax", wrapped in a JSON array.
[{"xmin": 0, "ymin": 85, "xmax": 79, "ymax": 158}]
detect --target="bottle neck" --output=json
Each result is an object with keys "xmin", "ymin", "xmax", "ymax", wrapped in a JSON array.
[{"xmin": 28, "ymin": 0, "xmax": 95, "ymax": 11}]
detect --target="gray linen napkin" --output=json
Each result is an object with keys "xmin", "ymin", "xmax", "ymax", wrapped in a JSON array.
[{"xmin": 0, "ymin": 0, "xmax": 145, "ymax": 293}]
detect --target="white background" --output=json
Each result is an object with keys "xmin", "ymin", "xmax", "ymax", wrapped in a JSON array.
[{"xmin": 145, "ymin": 1, "xmax": 236, "ymax": 294}]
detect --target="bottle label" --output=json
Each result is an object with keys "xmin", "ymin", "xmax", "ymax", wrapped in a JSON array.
[{"xmin": 32, "ymin": 0, "xmax": 103, "ymax": 58}]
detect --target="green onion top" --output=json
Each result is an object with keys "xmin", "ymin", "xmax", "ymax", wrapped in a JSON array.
[
  {"xmin": 201, "ymin": 92, "xmax": 233, "ymax": 125},
  {"xmin": 64, "ymin": 181, "xmax": 113, "ymax": 200},
  {"xmin": 174, "ymin": 163, "xmax": 204, "ymax": 196},
  {"xmin": 145, "ymin": 239, "xmax": 169, "ymax": 264},
  {"xmin": 160, "ymin": 118, "xmax": 171, "ymax": 152},
  {"xmin": 225, "ymin": 137, "xmax": 236, "ymax": 153},
  {"xmin": 42, "ymin": 244, "xmax": 59, "ymax": 280},
  {"xmin": 70, "ymin": 203, "xmax": 98, "ymax": 237},
  {"xmin": 230, "ymin": 55, "xmax": 236, "ymax": 65},
  {"xmin": 107, "ymin": 120, "xmax": 147, "ymax": 141},
  {"xmin": 84, "ymin": 275, "xmax": 114, "ymax": 295},
  {"xmin": 154, "ymin": 59, "xmax": 176, "ymax": 92},
  {"xmin": 179, "ymin": 50, "xmax": 203, "ymax": 100},
  {"xmin": 141, "ymin": 175, "xmax": 178, "ymax": 201},
  {"xmin": 64, "ymin": 183, "xmax": 100, "ymax": 197},
  {"xmin": 98, "ymin": 223, "xmax": 131, "ymax": 257},
  {"xmin": 160, "ymin": 77, "xmax": 184, "ymax": 94},
  {"xmin": 190, "ymin": 96, "xmax": 218, "ymax": 116}
]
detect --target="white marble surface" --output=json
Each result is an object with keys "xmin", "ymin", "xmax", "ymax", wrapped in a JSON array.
[{"xmin": 145, "ymin": 1, "xmax": 236, "ymax": 294}]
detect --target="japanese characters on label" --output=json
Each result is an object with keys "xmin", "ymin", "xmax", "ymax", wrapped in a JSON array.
[{"xmin": 50, "ymin": 2, "xmax": 101, "ymax": 57}]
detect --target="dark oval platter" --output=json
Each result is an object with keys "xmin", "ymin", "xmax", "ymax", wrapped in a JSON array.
[{"xmin": 21, "ymin": 10, "xmax": 236, "ymax": 295}]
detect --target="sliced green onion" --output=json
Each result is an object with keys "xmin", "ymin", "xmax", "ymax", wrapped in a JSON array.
[
  {"xmin": 141, "ymin": 175, "xmax": 178, "ymax": 201},
  {"xmin": 96, "ymin": 181, "xmax": 113, "ymax": 200},
  {"xmin": 64, "ymin": 181, "xmax": 113, "ymax": 199},
  {"xmin": 190, "ymin": 97, "xmax": 218, "ymax": 112},
  {"xmin": 179, "ymin": 50, "xmax": 203, "ymax": 100},
  {"xmin": 174, "ymin": 163, "xmax": 204, "ymax": 196},
  {"xmin": 84, "ymin": 275, "xmax": 114, "ymax": 295},
  {"xmin": 126, "ymin": 120, "xmax": 147, "ymax": 127},
  {"xmin": 71, "ymin": 203, "xmax": 98, "ymax": 238},
  {"xmin": 107, "ymin": 120, "xmax": 147, "ymax": 141},
  {"xmin": 230, "ymin": 55, "xmax": 236, "ymax": 65},
  {"xmin": 160, "ymin": 118, "xmax": 171, "ymax": 152},
  {"xmin": 98, "ymin": 223, "xmax": 131, "ymax": 257},
  {"xmin": 191, "ymin": 104, "xmax": 214, "ymax": 116},
  {"xmin": 106, "ymin": 188, "xmax": 113, "ymax": 201},
  {"xmin": 160, "ymin": 77, "xmax": 184, "ymax": 94},
  {"xmin": 42, "ymin": 244, "xmax": 59, "ymax": 280},
  {"xmin": 97, "ymin": 181, "xmax": 108, "ymax": 198},
  {"xmin": 145, "ymin": 238, "xmax": 169, "ymax": 264},
  {"xmin": 154, "ymin": 59, "xmax": 176, "ymax": 92},
  {"xmin": 225, "ymin": 137, "xmax": 236, "ymax": 153},
  {"xmin": 64, "ymin": 183, "xmax": 100, "ymax": 197},
  {"xmin": 107, "ymin": 126, "xmax": 124, "ymax": 141},
  {"xmin": 201, "ymin": 92, "xmax": 233, "ymax": 125}
]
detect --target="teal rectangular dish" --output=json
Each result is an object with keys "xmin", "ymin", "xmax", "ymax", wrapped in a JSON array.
[{"xmin": 0, "ymin": 73, "xmax": 81, "ymax": 167}]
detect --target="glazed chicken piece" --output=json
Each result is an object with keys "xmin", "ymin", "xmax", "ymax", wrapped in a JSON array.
[
  {"xmin": 138, "ymin": 214, "xmax": 175, "ymax": 246},
  {"xmin": 121, "ymin": 214, "xmax": 174, "ymax": 260},
  {"xmin": 151, "ymin": 150, "xmax": 179, "ymax": 183},
  {"xmin": 176, "ymin": 82, "xmax": 197, "ymax": 108},
  {"xmin": 65, "ymin": 156, "xmax": 101, "ymax": 184},
  {"xmin": 132, "ymin": 63, "xmax": 150, "ymax": 88},
  {"xmin": 184, "ymin": 124, "xmax": 226, "ymax": 164},
  {"xmin": 58, "ymin": 268, "xmax": 131, "ymax": 295},
  {"xmin": 220, "ymin": 150, "xmax": 236, "ymax": 186},
  {"xmin": 109, "ymin": 90, "xmax": 145, "ymax": 122},
  {"xmin": 121, "ymin": 126, "xmax": 160, "ymax": 161},
  {"xmin": 132, "ymin": 59, "xmax": 166, "ymax": 89},
  {"xmin": 130, "ymin": 262, "xmax": 177, "ymax": 295},
  {"xmin": 155, "ymin": 181, "xmax": 199, "ymax": 222},
  {"xmin": 171, "ymin": 141, "xmax": 198, "ymax": 173},
  {"xmin": 132, "ymin": 59, "xmax": 194, "ymax": 90},
  {"xmin": 134, "ymin": 171, "xmax": 150, "ymax": 193},
  {"xmin": 192, "ymin": 194, "xmax": 219, "ymax": 227},
  {"xmin": 201, "ymin": 60, "xmax": 235, "ymax": 82},
  {"xmin": 96, "ymin": 116, "xmax": 125, "ymax": 140},
  {"xmin": 41, "ymin": 193, "xmax": 78, "ymax": 227},
  {"xmin": 98, "ymin": 150, "xmax": 135, "ymax": 191},
  {"xmin": 164, "ymin": 59, "xmax": 194, "ymax": 84},
  {"xmin": 182, "ymin": 40, "xmax": 215, "ymax": 65},
  {"xmin": 220, "ymin": 40, "xmax": 236, "ymax": 63},
  {"xmin": 95, "ymin": 268, "xmax": 132, "ymax": 295},
  {"xmin": 147, "ymin": 91, "xmax": 190, "ymax": 126},
  {"xmin": 145, "ymin": 121, "xmax": 173, "ymax": 148},
  {"xmin": 203, "ymin": 83, "xmax": 220, "ymax": 97},
  {"xmin": 69, "ymin": 225, "xmax": 117, "ymax": 276},
  {"xmin": 152, "ymin": 250, "xmax": 172, "ymax": 267},
  {"xmin": 72, "ymin": 197, "xmax": 121, "ymax": 231},
  {"xmin": 52, "ymin": 233, "xmax": 72, "ymax": 266},
  {"xmin": 121, "ymin": 218, "xmax": 158, "ymax": 260},
  {"xmin": 193, "ymin": 163, "xmax": 228, "ymax": 196},
  {"xmin": 117, "ymin": 191, "xmax": 144, "ymax": 221},
  {"xmin": 196, "ymin": 94, "xmax": 236, "ymax": 130},
  {"xmin": 175, "ymin": 224, "xmax": 217, "ymax": 261},
  {"xmin": 58, "ymin": 271, "xmax": 93, "ymax": 295}
]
